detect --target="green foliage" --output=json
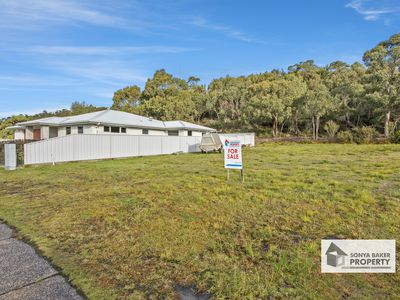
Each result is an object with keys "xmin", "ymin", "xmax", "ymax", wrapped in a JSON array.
[
  {"xmin": 323, "ymin": 120, "xmax": 340, "ymax": 138},
  {"xmin": 336, "ymin": 131, "xmax": 354, "ymax": 143},
  {"xmin": 363, "ymin": 33, "xmax": 400, "ymax": 137},
  {"xmin": 245, "ymin": 72, "xmax": 306, "ymax": 136},
  {"xmin": 351, "ymin": 126, "xmax": 379, "ymax": 144},
  {"xmin": 111, "ymin": 86, "xmax": 141, "ymax": 111},
  {"xmin": 390, "ymin": 131, "xmax": 400, "ymax": 143},
  {"xmin": 70, "ymin": 101, "xmax": 105, "ymax": 115}
]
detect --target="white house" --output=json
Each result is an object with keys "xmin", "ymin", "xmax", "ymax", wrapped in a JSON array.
[{"xmin": 8, "ymin": 109, "xmax": 216, "ymax": 141}]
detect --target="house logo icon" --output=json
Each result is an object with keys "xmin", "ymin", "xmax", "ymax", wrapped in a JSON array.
[
  {"xmin": 325, "ymin": 242, "xmax": 348, "ymax": 267},
  {"xmin": 224, "ymin": 139, "xmax": 229, "ymax": 147}
]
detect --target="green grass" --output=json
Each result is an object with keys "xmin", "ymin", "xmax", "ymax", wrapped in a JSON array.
[{"xmin": 0, "ymin": 143, "xmax": 399, "ymax": 299}]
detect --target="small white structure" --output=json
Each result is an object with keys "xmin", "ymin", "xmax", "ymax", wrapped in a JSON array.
[
  {"xmin": 8, "ymin": 109, "xmax": 216, "ymax": 141},
  {"xmin": 4, "ymin": 144, "xmax": 17, "ymax": 170},
  {"xmin": 219, "ymin": 133, "xmax": 255, "ymax": 147}
]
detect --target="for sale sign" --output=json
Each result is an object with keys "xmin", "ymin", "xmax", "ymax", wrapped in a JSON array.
[{"xmin": 224, "ymin": 140, "xmax": 242, "ymax": 169}]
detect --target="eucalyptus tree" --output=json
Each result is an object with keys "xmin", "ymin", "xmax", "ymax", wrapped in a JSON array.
[
  {"xmin": 245, "ymin": 72, "xmax": 306, "ymax": 136},
  {"xmin": 288, "ymin": 61, "xmax": 336, "ymax": 139},
  {"xmin": 140, "ymin": 69, "xmax": 191, "ymax": 120},
  {"xmin": 363, "ymin": 33, "xmax": 400, "ymax": 137},
  {"xmin": 303, "ymin": 82, "xmax": 336, "ymax": 139},
  {"xmin": 208, "ymin": 76, "xmax": 248, "ymax": 127},
  {"xmin": 324, "ymin": 61, "xmax": 365, "ymax": 129},
  {"xmin": 111, "ymin": 85, "xmax": 141, "ymax": 112}
]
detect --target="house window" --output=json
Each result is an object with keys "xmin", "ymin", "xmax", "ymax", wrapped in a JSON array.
[
  {"xmin": 142, "ymin": 129, "xmax": 149, "ymax": 135},
  {"xmin": 121, "ymin": 128, "xmax": 126, "ymax": 133},
  {"xmin": 188, "ymin": 130, "xmax": 192, "ymax": 136},
  {"xmin": 104, "ymin": 126, "xmax": 110, "ymax": 132},
  {"xmin": 168, "ymin": 130, "xmax": 179, "ymax": 136},
  {"xmin": 66, "ymin": 127, "xmax": 71, "ymax": 135},
  {"xmin": 78, "ymin": 126, "xmax": 83, "ymax": 134},
  {"xmin": 111, "ymin": 126, "xmax": 120, "ymax": 133}
]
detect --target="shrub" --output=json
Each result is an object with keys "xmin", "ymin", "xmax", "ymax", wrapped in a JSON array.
[
  {"xmin": 337, "ymin": 131, "xmax": 353, "ymax": 143},
  {"xmin": 324, "ymin": 120, "xmax": 340, "ymax": 138},
  {"xmin": 351, "ymin": 126, "xmax": 379, "ymax": 144},
  {"xmin": 390, "ymin": 131, "xmax": 400, "ymax": 144}
]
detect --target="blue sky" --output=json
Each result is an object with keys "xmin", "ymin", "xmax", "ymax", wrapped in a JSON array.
[{"xmin": 0, "ymin": 0, "xmax": 399, "ymax": 117}]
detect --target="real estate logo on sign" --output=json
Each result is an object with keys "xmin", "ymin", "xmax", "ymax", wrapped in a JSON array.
[
  {"xmin": 224, "ymin": 140, "xmax": 242, "ymax": 169},
  {"xmin": 321, "ymin": 240, "xmax": 396, "ymax": 273}
]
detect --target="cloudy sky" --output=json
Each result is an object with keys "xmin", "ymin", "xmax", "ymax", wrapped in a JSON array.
[{"xmin": 0, "ymin": 0, "xmax": 399, "ymax": 117}]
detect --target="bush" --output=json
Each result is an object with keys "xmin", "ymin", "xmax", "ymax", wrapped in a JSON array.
[
  {"xmin": 390, "ymin": 131, "xmax": 400, "ymax": 144},
  {"xmin": 351, "ymin": 126, "xmax": 379, "ymax": 144},
  {"xmin": 324, "ymin": 120, "xmax": 340, "ymax": 138},
  {"xmin": 337, "ymin": 131, "xmax": 353, "ymax": 143}
]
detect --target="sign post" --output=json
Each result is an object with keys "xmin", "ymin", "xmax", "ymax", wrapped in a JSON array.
[{"xmin": 224, "ymin": 140, "xmax": 243, "ymax": 182}]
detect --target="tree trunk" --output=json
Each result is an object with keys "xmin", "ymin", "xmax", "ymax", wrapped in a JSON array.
[
  {"xmin": 311, "ymin": 116, "xmax": 316, "ymax": 140},
  {"xmin": 272, "ymin": 116, "xmax": 278, "ymax": 137},
  {"xmin": 315, "ymin": 116, "xmax": 320, "ymax": 140},
  {"xmin": 384, "ymin": 111, "xmax": 391, "ymax": 138}
]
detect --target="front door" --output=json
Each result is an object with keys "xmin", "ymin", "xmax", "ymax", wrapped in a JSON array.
[{"xmin": 33, "ymin": 129, "xmax": 41, "ymax": 140}]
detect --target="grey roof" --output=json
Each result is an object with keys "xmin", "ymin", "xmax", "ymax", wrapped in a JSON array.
[{"xmin": 13, "ymin": 110, "xmax": 215, "ymax": 132}]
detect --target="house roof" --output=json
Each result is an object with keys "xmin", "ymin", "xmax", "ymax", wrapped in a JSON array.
[{"xmin": 12, "ymin": 110, "xmax": 215, "ymax": 132}]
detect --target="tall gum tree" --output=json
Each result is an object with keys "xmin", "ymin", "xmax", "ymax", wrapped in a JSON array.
[
  {"xmin": 245, "ymin": 72, "xmax": 306, "ymax": 136},
  {"xmin": 363, "ymin": 33, "xmax": 400, "ymax": 137}
]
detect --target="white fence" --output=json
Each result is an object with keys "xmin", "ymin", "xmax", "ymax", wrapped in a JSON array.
[
  {"xmin": 218, "ymin": 133, "xmax": 255, "ymax": 147},
  {"xmin": 24, "ymin": 134, "xmax": 202, "ymax": 165}
]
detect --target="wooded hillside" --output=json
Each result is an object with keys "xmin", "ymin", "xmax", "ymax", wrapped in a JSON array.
[{"xmin": 1, "ymin": 33, "xmax": 399, "ymax": 140}]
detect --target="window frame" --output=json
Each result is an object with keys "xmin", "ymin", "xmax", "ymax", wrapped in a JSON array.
[
  {"xmin": 188, "ymin": 130, "xmax": 192, "ymax": 136},
  {"xmin": 104, "ymin": 126, "xmax": 110, "ymax": 132},
  {"xmin": 66, "ymin": 127, "xmax": 71, "ymax": 135},
  {"xmin": 78, "ymin": 126, "xmax": 84, "ymax": 134},
  {"xmin": 121, "ymin": 127, "xmax": 127, "ymax": 133},
  {"xmin": 111, "ymin": 126, "xmax": 120, "ymax": 133},
  {"xmin": 142, "ymin": 129, "xmax": 149, "ymax": 135},
  {"xmin": 168, "ymin": 130, "xmax": 179, "ymax": 136}
]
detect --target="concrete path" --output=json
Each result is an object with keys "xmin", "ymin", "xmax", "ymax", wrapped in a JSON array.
[{"xmin": 0, "ymin": 222, "xmax": 83, "ymax": 300}]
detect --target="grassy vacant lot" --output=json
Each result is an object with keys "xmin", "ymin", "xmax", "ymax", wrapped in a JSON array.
[{"xmin": 0, "ymin": 143, "xmax": 399, "ymax": 299}]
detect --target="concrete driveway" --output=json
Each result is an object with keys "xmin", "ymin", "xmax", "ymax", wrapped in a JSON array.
[{"xmin": 0, "ymin": 222, "xmax": 83, "ymax": 299}]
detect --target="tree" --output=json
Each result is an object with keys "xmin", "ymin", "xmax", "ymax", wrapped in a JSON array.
[
  {"xmin": 324, "ymin": 61, "xmax": 365, "ymax": 128},
  {"xmin": 303, "ymin": 82, "xmax": 335, "ymax": 140},
  {"xmin": 245, "ymin": 72, "xmax": 306, "ymax": 136},
  {"xmin": 141, "ymin": 69, "xmax": 188, "ymax": 102},
  {"xmin": 71, "ymin": 101, "xmax": 105, "ymax": 115},
  {"xmin": 363, "ymin": 33, "xmax": 400, "ymax": 137},
  {"xmin": 139, "ymin": 70, "xmax": 197, "ymax": 120},
  {"xmin": 111, "ymin": 86, "xmax": 141, "ymax": 112},
  {"xmin": 289, "ymin": 61, "xmax": 337, "ymax": 139},
  {"xmin": 208, "ymin": 76, "xmax": 248, "ymax": 128}
]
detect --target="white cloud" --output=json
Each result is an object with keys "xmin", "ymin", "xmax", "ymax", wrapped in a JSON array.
[
  {"xmin": 47, "ymin": 60, "xmax": 148, "ymax": 86},
  {"xmin": 188, "ymin": 17, "xmax": 255, "ymax": 42},
  {"xmin": 0, "ymin": 74, "xmax": 84, "ymax": 88},
  {"xmin": 22, "ymin": 45, "xmax": 197, "ymax": 55},
  {"xmin": 0, "ymin": 0, "xmax": 144, "ymax": 30},
  {"xmin": 346, "ymin": 0, "xmax": 400, "ymax": 21}
]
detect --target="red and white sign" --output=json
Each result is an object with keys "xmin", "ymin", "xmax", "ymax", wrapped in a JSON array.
[{"xmin": 224, "ymin": 140, "xmax": 242, "ymax": 169}]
